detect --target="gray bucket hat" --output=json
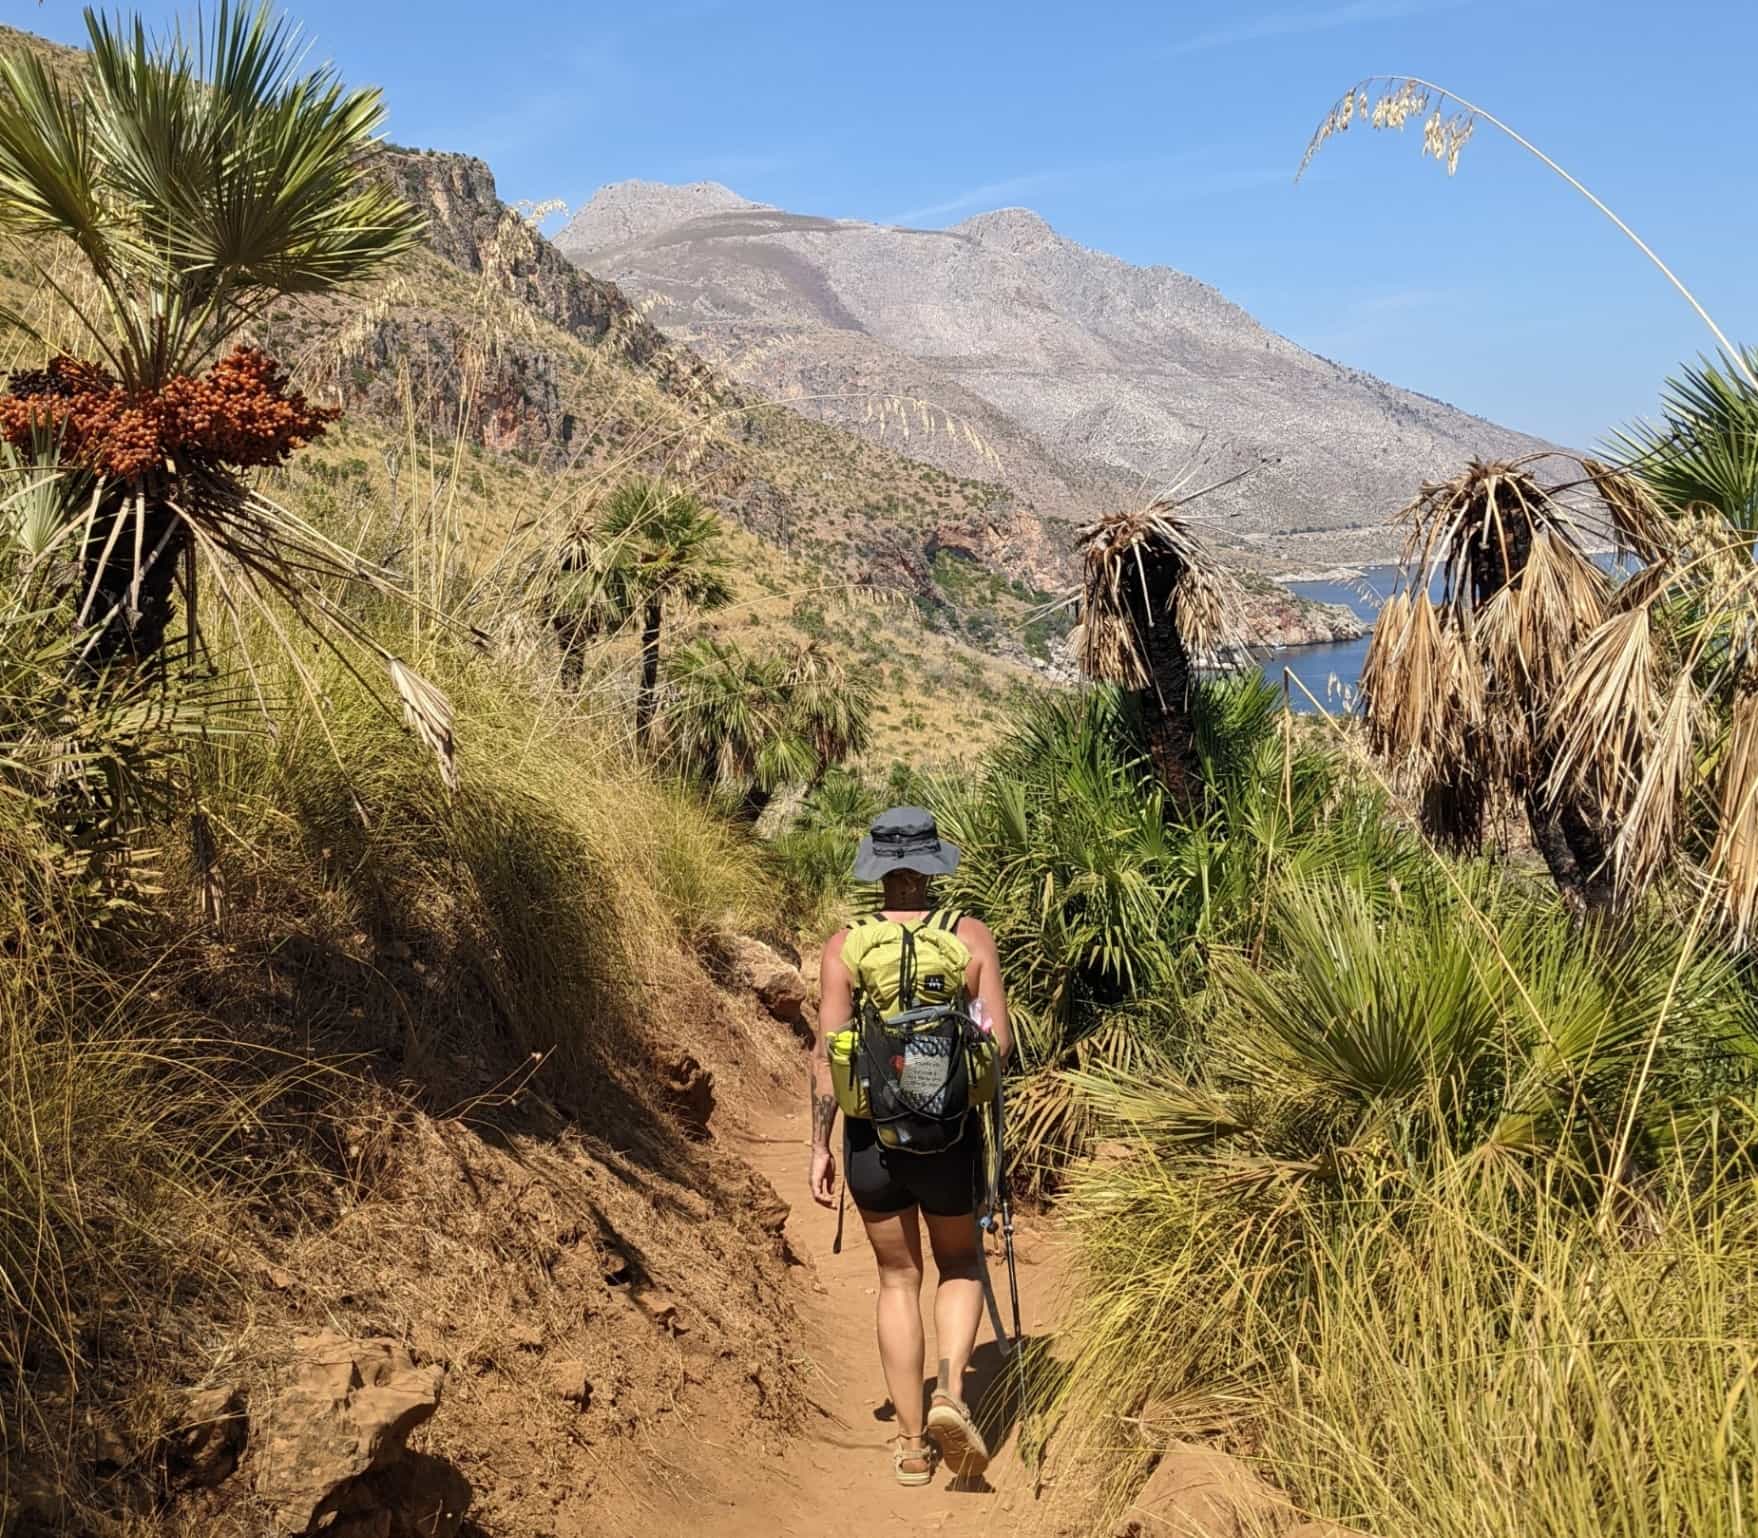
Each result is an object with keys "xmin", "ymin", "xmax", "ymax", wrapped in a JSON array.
[{"xmin": 852, "ymin": 805, "xmax": 961, "ymax": 882}]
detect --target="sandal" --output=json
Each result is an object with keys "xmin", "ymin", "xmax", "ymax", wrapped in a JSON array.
[
  {"xmin": 926, "ymin": 1390, "xmax": 990, "ymax": 1477},
  {"xmin": 893, "ymin": 1433, "xmax": 937, "ymax": 1486}
]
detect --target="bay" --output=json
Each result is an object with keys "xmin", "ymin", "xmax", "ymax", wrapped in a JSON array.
[
  {"xmin": 1260, "ymin": 553, "xmax": 1623, "ymax": 713},
  {"xmin": 1260, "ymin": 564, "xmax": 1401, "ymax": 715}
]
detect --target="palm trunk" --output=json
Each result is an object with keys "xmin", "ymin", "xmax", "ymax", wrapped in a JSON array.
[
  {"xmin": 1524, "ymin": 791, "xmax": 1591, "ymax": 915},
  {"xmin": 1137, "ymin": 589, "xmax": 1199, "ymax": 809},
  {"xmin": 81, "ymin": 478, "xmax": 185, "ymax": 671},
  {"xmin": 635, "ymin": 599, "xmax": 663, "ymax": 748}
]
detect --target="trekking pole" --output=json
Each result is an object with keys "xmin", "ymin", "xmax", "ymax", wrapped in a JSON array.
[
  {"xmin": 832, "ymin": 1123, "xmax": 849, "ymax": 1255},
  {"xmin": 974, "ymin": 1098, "xmax": 1011, "ymax": 1356},
  {"xmin": 993, "ymin": 1070, "xmax": 1022, "ymax": 1346}
]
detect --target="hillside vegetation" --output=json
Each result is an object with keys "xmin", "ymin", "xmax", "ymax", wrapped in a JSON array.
[{"xmin": 5, "ymin": 12, "xmax": 1757, "ymax": 1538}]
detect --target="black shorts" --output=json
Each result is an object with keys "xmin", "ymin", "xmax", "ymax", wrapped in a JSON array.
[{"xmin": 845, "ymin": 1116, "xmax": 980, "ymax": 1217}]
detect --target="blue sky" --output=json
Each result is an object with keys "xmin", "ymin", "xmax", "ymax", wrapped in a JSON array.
[{"xmin": 29, "ymin": 0, "xmax": 1756, "ymax": 446}]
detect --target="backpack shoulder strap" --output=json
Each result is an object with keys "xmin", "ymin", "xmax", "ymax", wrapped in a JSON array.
[{"xmin": 928, "ymin": 908, "xmax": 963, "ymax": 932}]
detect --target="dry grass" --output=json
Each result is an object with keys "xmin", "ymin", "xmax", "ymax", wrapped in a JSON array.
[
  {"xmin": 1300, "ymin": 76, "xmax": 1755, "ymax": 387},
  {"xmin": 1260, "ymin": 1169, "xmax": 1758, "ymax": 1538}
]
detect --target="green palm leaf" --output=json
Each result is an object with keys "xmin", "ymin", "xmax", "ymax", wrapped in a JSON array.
[{"xmin": 0, "ymin": 2, "xmax": 424, "ymax": 383}]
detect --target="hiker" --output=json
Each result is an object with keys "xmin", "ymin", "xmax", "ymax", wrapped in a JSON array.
[{"xmin": 808, "ymin": 806, "xmax": 1013, "ymax": 1487}]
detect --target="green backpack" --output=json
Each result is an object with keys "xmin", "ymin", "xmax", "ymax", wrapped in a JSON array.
[{"xmin": 828, "ymin": 910, "xmax": 999, "ymax": 1154}]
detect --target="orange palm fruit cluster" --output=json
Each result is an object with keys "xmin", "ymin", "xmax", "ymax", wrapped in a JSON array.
[{"xmin": 0, "ymin": 348, "xmax": 339, "ymax": 479}]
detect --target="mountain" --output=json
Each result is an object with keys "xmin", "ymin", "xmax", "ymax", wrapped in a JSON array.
[
  {"xmin": 255, "ymin": 151, "xmax": 1361, "ymax": 663},
  {"xmin": 557, "ymin": 184, "xmax": 1559, "ymax": 572},
  {"xmin": 0, "ymin": 7, "xmax": 1358, "ymax": 664}
]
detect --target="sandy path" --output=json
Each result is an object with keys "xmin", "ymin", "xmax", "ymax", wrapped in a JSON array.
[{"xmin": 635, "ymin": 1095, "xmax": 1064, "ymax": 1536}]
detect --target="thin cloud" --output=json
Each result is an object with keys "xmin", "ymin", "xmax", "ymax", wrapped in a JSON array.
[
  {"xmin": 1168, "ymin": 0, "xmax": 1463, "ymax": 57},
  {"xmin": 883, "ymin": 172, "xmax": 1067, "ymax": 228}
]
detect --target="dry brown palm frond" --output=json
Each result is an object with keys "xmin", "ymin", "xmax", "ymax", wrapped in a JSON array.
[
  {"xmin": 1362, "ymin": 586, "xmax": 1492, "ymax": 791},
  {"xmin": 1475, "ymin": 530, "xmax": 1608, "ymax": 704},
  {"xmin": 1544, "ymin": 608, "xmax": 1660, "ymax": 809},
  {"xmin": 1612, "ymin": 670, "xmax": 1701, "ymax": 895},
  {"xmin": 1398, "ymin": 458, "xmax": 1600, "ymax": 614},
  {"xmin": 389, "ymin": 658, "xmax": 458, "ymax": 793},
  {"xmin": 1362, "ymin": 590, "xmax": 1438, "ymax": 766},
  {"xmin": 1583, "ymin": 456, "xmax": 1674, "ymax": 567},
  {"xmin": 1711, "ymin": 690, "xmax": 1758, "ymax": 944},
  {"xmin": 1073, "ymin": 499, "xmax": 1246, "ymax": 684},
  {"xmin": 1420, "ymin": 759, "xmax": 1490, "ymax": 850},
  {"xmin": 1358, "ymin": 590, "xmax": 1411, "ymax": 755}
]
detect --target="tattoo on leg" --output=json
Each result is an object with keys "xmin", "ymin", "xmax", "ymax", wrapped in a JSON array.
[
  {"xmin": 937, "ymin": 1356, "xmax": 951, "ymax": 1393},
  {"xmin": 812, "ymin": 1091, "xmax": 837, "ymax": 1147}
]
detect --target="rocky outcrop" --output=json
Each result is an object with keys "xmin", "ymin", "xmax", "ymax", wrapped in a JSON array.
[
  {"xmin": 309, "ymin": 148, "xmax": 729, "ymax": 464},
  {"xmin": 378, "ymin": 149, "xmax": 696, "ymax": 381},
  {"xmin": 253, "ymin": 1333, "xmax": 467, "ymax": 1538},
  {"xmin": 712, "ymin": 933, "xmax": 813, "ymax": 1041},
  {"xmin": 1240, "ymin": 589, "xmax": 1369, "ymax": 650}
]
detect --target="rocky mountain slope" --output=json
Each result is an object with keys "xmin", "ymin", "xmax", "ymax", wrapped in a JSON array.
[
  {"xmin": 266, "ymin": 148, "xmax": 1361, "ymax": 657},
  {"xmin": 0, "ymin": 22, "xmax": 1356, "ymax": 664},
  {"xmin": 558, "ymin": 182, "xmax": 1559, "ymax": 571}
]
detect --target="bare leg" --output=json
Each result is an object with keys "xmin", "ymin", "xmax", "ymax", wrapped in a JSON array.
[
  {"xmin": 923, "ymin": 1210, "xmax": 984, "ymax": 1402},
  {"xmin": 860, "ymin": 1206, "xmax": 927, "ymax": 1437}
]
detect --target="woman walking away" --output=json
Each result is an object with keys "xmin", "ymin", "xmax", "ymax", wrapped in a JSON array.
[{"xmin": 808, "ymin": 807, "xmax": 1012, "ymax": 1487}]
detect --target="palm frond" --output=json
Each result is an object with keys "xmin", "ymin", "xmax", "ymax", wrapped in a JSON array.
[
  {"xmin": 0, "ymin": 2, "xmax": 423, "ymax": 383},
  {"xmin": 1611, "ymin": 350, "xmax": 1758, "ymax": 533},
  {"xmin": 1711, "ymin": 688, "xmax": 1758, "ymax": 945},
  {"xmin": 1073, "ymin": 498, "xmax": 1247, "ymax": 685}
]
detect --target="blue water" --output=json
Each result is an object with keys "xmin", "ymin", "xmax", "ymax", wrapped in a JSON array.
[
  {"xmin": 1260, "ymin": 565, "xmax": 1400, "ymax": 715},
  {"xmin": 1264, "ymin": 552, "xmax": 1625, "ymax": 713}
]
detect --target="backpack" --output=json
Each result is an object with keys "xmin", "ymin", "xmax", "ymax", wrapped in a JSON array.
[{"xmin": 828, "ymin": 910, "xmax": 999, "ymax": 1155}]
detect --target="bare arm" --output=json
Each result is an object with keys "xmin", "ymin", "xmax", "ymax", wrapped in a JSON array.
[
  {"xmin": 959, "ymin": 918, "xmax": 1013, "ymax": 1065},
  {"xmin": 807, "ymin": 930, "xmax": 850, "ymax": 1205},
  {"xmin": 813, "ymin": 930, "xmax": 852, "ymax": 1150}
]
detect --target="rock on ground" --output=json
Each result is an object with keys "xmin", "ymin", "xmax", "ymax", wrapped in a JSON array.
[
  {"xmin": 163, "ymin": 1384, "xmax": 249, "ymax": 1491},
  {"xmin": 253, "ymin": 1333, "xmax": 467, "ymax": 1537},
  {"xmin": 711, "ymin": 934, "xmax": 812, "ymax": 1039},
  {"xmin": 663, "ymin": 1050, "xmax": 717, "ymax": 1137}
]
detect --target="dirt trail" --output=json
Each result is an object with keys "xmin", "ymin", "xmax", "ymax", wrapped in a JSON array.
[{"xmin": 635, "ymin": 1094, "xmax": 1066, "ymax": 1537}]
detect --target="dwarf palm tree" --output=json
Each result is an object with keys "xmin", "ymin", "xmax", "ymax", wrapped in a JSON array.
[
  {"xmin": 0, "ymin": 5, "xmax": 425, "ymax": 678},
  {"xmin": 1547, "ymin": 366, "xmax": 1758, "ymax": 941},
  {"xmin": 1073, "ymin": 498, "xmax": 1245, "ymax": 805},
  {"xmin": 662, "ymin": 637, "xmax": 809, "ymax": 807},
  {"xmin": 1360, "ymin": 457, "xmax": 1635, "ymax": 913},
  {"xmin": 553, "ymin": 479, "xmax": 730, "ymax": 745},
  {"xmin": 782, "ymin": 640, "xmax": 873, "ymax": 785},
  {"xmin": 662, "ymin": 637, "xmax": 872, "ymax": 816}
]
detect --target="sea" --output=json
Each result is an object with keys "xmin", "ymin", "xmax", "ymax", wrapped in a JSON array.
[
  {"xmin": 1264, "ymin": 552, "xmax": 1625, "ymax": 713},
  {"xmin": 1259, "ymin": 565, "xmax": 1401, "ymax": 715}
]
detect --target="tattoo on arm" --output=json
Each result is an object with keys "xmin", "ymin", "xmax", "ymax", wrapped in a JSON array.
[{"xmin": 812, "ymin": 1091, "xmax": 837, "ymax": 1149}]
